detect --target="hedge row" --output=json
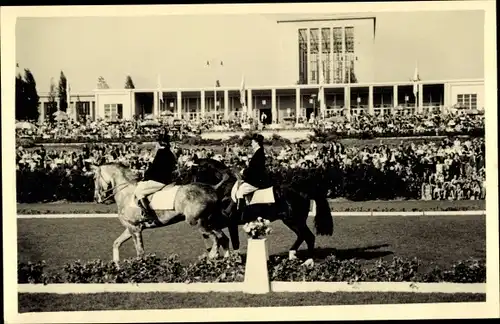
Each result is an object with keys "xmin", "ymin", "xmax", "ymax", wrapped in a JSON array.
[
  {"xmin": 16, "ymin": 164, "xmax": 425, "ymax": 203},
  {"xmin": 16, "ymin": 127, "xmax": 484, "ymax": 147},
  {"xmin": 18, "ymin": 253, "xmax": 485, "ymax": 284}
]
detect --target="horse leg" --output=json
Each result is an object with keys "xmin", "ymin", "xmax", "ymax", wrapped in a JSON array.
[
  {"xmin": 228, "ymin": 221, "xmax": 241, "ymax": 253},
  {"xmin": 131, "ymin": 230, "xmax": 145, "ymax": 258},
  {"xmin": 282, "ymin": 219, "xmax": 306, "ymax": 260},
  {"xmin": 301, "ymin": 225, "xmax": 316, "ymax": 260},
  {"xmin": 216, "ymin": 230, "xmax": 230, "ymax": 258},
  {"xmin": 207, "ymin": 231, "xmax": 220, "ymax": 259},
  {"xmin": 199, "ymin": 230, "xmax": 214, "ymax": 255},
  {"xmin": 113, "ymin": 228, "xmax": 132, "ymax": 263}
]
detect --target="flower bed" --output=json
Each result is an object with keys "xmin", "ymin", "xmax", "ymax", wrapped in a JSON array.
[{"xmin": 18, "ymin": 254, "xmax": 485, "ymax": 285}]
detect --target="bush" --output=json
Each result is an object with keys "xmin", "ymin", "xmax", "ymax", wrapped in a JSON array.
[
  {"xmin": 17, "ymin": 161, "xmax": 428, "ymax": 203},
  {"xmin": 18, "ymin": 254, "xmax": 485, "ymax": 284},
  {"xmin": 268, "ymin": 255, "xmax": 485, "ymax": 283},
  {"xmin": 18, "ymin": 253, "xmax": 245, "ymax": 284}
]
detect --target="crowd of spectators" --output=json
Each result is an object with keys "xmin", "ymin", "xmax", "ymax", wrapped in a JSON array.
[
  {"xmin": 16, "ymin": 109, "xmax": 484, "ymax": 143},
  {"xmin": 16, "ymin": 133, "xmax": 486, "ymax": 202}
]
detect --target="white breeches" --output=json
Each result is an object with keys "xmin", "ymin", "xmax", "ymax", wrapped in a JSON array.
[
  {"xmin": 236, "ymin": 182, "xmax": 259, "ymax": 199},
  {"xmin": 134, "ymin": 180, "xmax": 166, "ymax": 200}
]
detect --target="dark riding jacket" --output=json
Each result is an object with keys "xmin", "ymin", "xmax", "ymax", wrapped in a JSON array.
[
  {"xmin": 144, "ymin": 146, "xmax": 177, "ymax": 184},
  {"xmin": 243, "ymin": 147, "xmax": 271, "ymax": 189}
]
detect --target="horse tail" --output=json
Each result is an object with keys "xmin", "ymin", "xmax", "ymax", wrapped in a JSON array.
[{"xmin": 313, "ymin": 195, "xmax": 334, "ymax": 236}]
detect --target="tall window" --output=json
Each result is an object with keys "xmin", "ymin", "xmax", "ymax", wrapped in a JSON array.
[
  {"xmin": 104, "ymin": 103, "xmax": 123, "ymax": 121},
  {"xmin": 309, "ymin": 28, "xmax": 319, "ymax": 84},
  {"xmin": 77, "ymin": 101, "xmax": 91, "ymax": 116},
  {"xmin": 298, "ymin": 29, "xmax": 308, "ymax": 84},
  {"xmin": 321, "ymin": 28, "xmax": 331, "ymax": 83},
  {"xmin": 333, "ymin": 27, "xmax": 343, "ymax": 83},
  {"xmin": 344, "ymin": 27, "xmax": 355, "ymax": 83},
  {"xmin": 457, "ymin": 94, "xmax": 477, "ymax": 110}
]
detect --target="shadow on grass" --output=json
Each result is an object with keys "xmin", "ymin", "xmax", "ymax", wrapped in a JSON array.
[{"xmin": 270, "ymin": 244, "xmax": 393, "ymax": 261}]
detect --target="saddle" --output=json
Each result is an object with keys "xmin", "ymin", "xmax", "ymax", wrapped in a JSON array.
[
  {"xmin": 231, "ymin": 180, "xmax": 275, "ymax": 205},
  {"xmin": 132, "ymin": 183, "xmax": 180, "ymax": 210}
]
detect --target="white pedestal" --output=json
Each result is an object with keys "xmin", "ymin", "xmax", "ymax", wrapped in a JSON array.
[{"xmin": 244, "ymin": 238, "xmax": 270, "ymax": 294}]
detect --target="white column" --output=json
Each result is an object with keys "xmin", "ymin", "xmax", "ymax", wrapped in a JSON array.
[
  {"xmin": 39, "ymin": 100, "xmax": 45, "ymax": 123},
  {"xmin": 418, "ymin": 83, "xmax": 424, "ymax": 113},
  {"xmin": 224, "ymin": 90, "xmax": 229, "ymax": 120},
  {"xmin": 443, "ymin": 83, "xmax": 451, "ymax": 113},
  {"xmin": 247, "ymin": 89, "xmax": 253, "ymax": 120},
  {"xmin": 176, "ymin": 91, "xmax": 182, "ymax": 119},
  {"xmin": 153, "ymin": 91, "xmax": 159, "ymax": 118},
  {"xmin": 344, "ymin": 85, "xmax": 351, "ymax": 119},
  {"xmin": 271, "ymin": 88, "xmax": 277, "ymax": 124},
  {"xmin": 128, "ymin": 90, "xmax": 135, "ymax": 120},
  {"xmin": 393, "ymin": 85, "xmax": 398, "ymax": 115},
  {"xmin": 295, "ymin": 87, "xmax": 301, "ymax": 123},
  {"xmin": 368, "ymin": 85, "xmax": 374, "ymax": 115},
  {"xmin": 200, "ymin": 90, "xmax": 205, "ymax": 118}
]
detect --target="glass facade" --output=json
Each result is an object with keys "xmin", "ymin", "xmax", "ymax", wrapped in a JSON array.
[
  {"xmin": 309, "ymin": 28, "xmax": 319, "ymax": 84},
  {"xmin": 321, "ymin": 28, "xmax": 331, "ymax": 83},
  {"xmin": 299, "ymin": 26, "xmax": 356, "ymax": 85},
  {"xmin": 298, "ymin": 29, "xmax": 308, "ymax": 84}
]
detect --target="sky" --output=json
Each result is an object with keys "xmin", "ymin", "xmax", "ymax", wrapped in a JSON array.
[{"xmin": 15, "ymin": 10, "xmax": 484, "ymax": 93}]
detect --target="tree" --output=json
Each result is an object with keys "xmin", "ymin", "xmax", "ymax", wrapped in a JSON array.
[
  {"xmin": 47, "ymin": 78, "xmax": 57, "ymax": 122},
  {"xmin": 124, "ymin": 75, "xmax": 135, "ymax": 89},
  {"xmin": 16, "ymin": 72, "xmax": 27, "ymax": 121},
  {"xmin": 23, "ymin": 69, "xmax": 40, "ymax": 121},
  {"xmin": 97, "ymin": 76, "xmax": 110, "ymax": 89},
  {"xmin": 58, "ymin": 71, "xmax": 68, "ymax": 112}
]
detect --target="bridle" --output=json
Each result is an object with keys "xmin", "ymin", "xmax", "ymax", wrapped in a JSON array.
[{"xmin": 95, "ymin": 169, "xmax": 130, "ymax": 202}]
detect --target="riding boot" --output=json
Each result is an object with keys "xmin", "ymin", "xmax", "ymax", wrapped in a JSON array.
[
  {"xmin": 237, "ymin": 198, "xmax": 246, "ymax": 212},
  {"xmin": 224, "ymin": 200, "xmax": 236, "ymax": 217},
  {"xmin": 237, "ymin": 198, "xmax": 247, "ymax": 222},
  {"xmin": 139, "ymin": 198, "xmax": 159, "ymax": 224}
]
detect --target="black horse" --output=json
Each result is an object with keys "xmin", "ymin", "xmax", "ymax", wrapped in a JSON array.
[{"xmin": 187, "ymin": 158, "xmax": 334, "ymax": 260}]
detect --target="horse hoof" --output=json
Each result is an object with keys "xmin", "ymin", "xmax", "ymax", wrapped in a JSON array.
[
  {"xmin": 208, "ymin": 252, "xmax": 219, "ymax": 259},
  {"xmin": 302, "ymin": 258, "xmax": 314, "ymax": 267}
]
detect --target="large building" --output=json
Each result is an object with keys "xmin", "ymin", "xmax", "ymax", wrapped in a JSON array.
[{"xmin": 37, "ymin": 17, "xmax": 485, "ymax": 123}]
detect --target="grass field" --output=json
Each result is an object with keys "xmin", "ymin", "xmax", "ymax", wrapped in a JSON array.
[
  {"xmin": 18, "ymin": 291, "xmax": 485, "ymax": 312},
  {"xmin": 16, "ymin": 199, "xmax": 486, "ymax": 214},
  {"xmin": 17, "ymin": 215, "xmax": 485, "ymax": 273}
]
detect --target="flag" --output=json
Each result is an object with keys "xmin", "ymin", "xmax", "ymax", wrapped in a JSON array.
[
  {"xmin": 412, "ymin": 62, "xmax": 420, "ymax": 97},
  {"xmin": 239, "ymin": 75, "xmax": 246, "ymax": 107},
  {"xmin": 215, "ymin": 80, "xmax": 221, "ymax": 88},
  {"xmin": 157, "ymin": 74, "xmax": 163, "ymax": 103},
  {"xmin": 66, "ymin": 82, "xmax": 71, "ymax": 108},
  {"xmin": 220, "ymin": 61, "xmax": 223, "ymax": 66},
  {"xmin": 206, "ymin": 60, "xmax": 210, "ymax": 66}
]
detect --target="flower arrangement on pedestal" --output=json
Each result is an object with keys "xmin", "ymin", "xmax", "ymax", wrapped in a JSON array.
[{"xmin": 243, "ymin": 217, "xmax": 272, "ymax": 239}]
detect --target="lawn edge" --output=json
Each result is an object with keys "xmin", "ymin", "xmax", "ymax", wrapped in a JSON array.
[{"xmin": 18, "ymin": 281, "xmax": 486, "ymax": 294}]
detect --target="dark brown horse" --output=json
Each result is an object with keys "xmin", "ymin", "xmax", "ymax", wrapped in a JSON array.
[{"xmin": 187, "ymin": 158, "xmax": 334, "ymax": 260}]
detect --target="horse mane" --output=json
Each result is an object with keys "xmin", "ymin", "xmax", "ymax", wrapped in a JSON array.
[
  {"xmin": 196, "ymin": 158, "xmax": 238, "ymax": 181},
  {"xmin": 104, "ymin": 162, "xmax": 140, "ymax": 183}
]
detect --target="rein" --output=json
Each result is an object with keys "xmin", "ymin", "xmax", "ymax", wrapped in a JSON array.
[{"xmin": 97, "ymin": 172, "xmax": 131, "ymax": 202}]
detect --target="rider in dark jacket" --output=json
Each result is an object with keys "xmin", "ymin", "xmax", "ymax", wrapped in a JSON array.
[
  {"xmin": 134, "ymin": 129, "xmax": 178, "ymax": 222},
  {"xmin": 236, "ymin": 133, "xmax": 270, "ymax": 211}
]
